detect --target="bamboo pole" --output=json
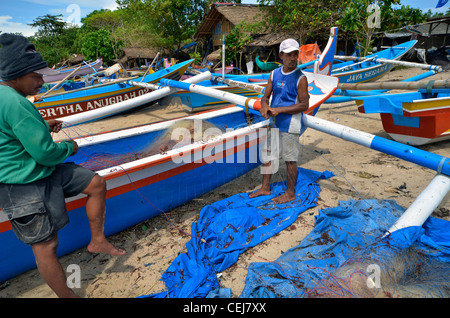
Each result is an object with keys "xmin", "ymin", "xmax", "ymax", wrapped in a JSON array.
[
  {"xmin": 40, "ymin": 63, "xmax": 84, "ymax": 98},
  {"xmin": 338, "ymin": 79, "xmax": 450, "ymax": 91},
  {"xmin": 188, "ymin": 68, "xmax": 266, "ymax": 94},
  {"xmin": 222, "ymin": 35, "xmax": 225, "ymax": 82},
  {"xmin": 387, "ymin": 174, "xmax": 450, "ymax": 233},
  {"xmin": 335, "ymin": 54, "xmax": 443, "ymax": 72},
  {"xmin": 140, "ymin": 52, "xmax": 160, "ymax": 83}
]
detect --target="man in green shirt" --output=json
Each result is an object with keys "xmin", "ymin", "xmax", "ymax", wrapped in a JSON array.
[{"xmin": 0, "ymin": 33, "xmax": 125, "ymax": 298}]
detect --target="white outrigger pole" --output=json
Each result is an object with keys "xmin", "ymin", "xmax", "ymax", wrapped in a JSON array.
[
  {"xmin": 301, "ymin": 114, "xmax": 450, "ymax": 233},
  {"xmin": 159, "ymin": 77, "xmax": 450, "ymax": 235},
  {"xmin": 58, "ymin": 71, "xmax": 212, "ymax": 126}
]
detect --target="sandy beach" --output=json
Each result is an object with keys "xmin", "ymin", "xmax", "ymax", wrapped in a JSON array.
[{"xmin": 0, "ymin": 67, "xmax": 449, "ymax": 299}]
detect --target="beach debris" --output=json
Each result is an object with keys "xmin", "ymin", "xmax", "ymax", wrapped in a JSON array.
[
  {"xmin": 357, "ymin": 171, "xmax": 378, "ymax": 179},
  {"xmin": 385, "ymin": 182, "xmax": 408, "ymax": 194}
]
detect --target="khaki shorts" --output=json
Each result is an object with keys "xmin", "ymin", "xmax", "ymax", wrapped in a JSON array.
[
  {"xmin": 263, "ymin": 128, "xmax": 300, "ymax": 163},
  {"xmin": 0, "ymin": 163, "xmax": 96, "ymax": 245}
]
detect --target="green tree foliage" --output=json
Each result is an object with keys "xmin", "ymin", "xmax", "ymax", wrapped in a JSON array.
[
  {"xmin": 116, "ymin": 0, "xmax": 241, "ymax": 56},
  {"xmin": 29, "ymin": 14, "xmax": 66, "ymax": 38},
  {"xmin": 257, "ymin": 0, "xmax": 344, "ymax": 44},
  {"xmin": 28, "ymin": 14, "xmax": 79, "ymax": 66},
  {"xmin": 224, "ymin": 21, "xmax": 262, "ymax": 69},
  {"xmin": 76, "ymin": 9, "xmax": 124, "ymax": 64},
  {"xmin": 257, "ymin": 0, "xmax": 430, "ymax": 56},
  {"xmin": 16, "ymin": 0, "xmax": 432, "ymax": 67},
  {"xmin": 77, "ymin": 29, "xmax": 119, "ymax": 64},
  {"xmin": 337, "ymin": 1, "xmax": 428, "ymax": 55}
]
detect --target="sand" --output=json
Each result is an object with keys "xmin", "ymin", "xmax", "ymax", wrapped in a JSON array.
[{"xmin": 0, "ymin": 68, "xmax": 449, "ymax": 298}]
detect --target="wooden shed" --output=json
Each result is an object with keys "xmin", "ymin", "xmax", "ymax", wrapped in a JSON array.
[{"xmin": 374, "ymin": 15, "xmax": 450, "ymax": 67}]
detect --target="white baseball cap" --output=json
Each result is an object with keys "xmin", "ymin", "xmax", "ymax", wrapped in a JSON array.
[{"xmin": 279, "ymin": 39, "xmax": 300, "ymax": 53}]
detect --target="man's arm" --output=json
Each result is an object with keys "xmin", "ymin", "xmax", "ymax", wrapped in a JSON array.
[
  {"xmin": 267, "ymin": 76, "xmax": 309, "ymax": 117},
  {"xmin": 46, "ymin": 119, "xmax": 63, "ymax": 133},
  {"xmin": 260, "ymin": 73, "xmax": 273, "ymax": 119}
]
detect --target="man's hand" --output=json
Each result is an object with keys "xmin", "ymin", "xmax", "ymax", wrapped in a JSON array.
[
  {"xmin": 260, "ymin": 105, "xmax": 270, "ymax": 119},
  {"xmin": 267, "ymin": 108, "xmax": 279, "ymax": 117},
  {"xmin": 70, "ymin": 140, "xmax": 79, "ymax": 156},
  {"xmin": 47, "ymin": 119, "xmax": 63, "ymax": 133}
]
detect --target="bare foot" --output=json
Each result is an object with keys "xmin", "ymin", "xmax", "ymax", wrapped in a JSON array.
[
  {"xmin": 87, "ymin": 240, "xmax": 126, "ymax": 256},
  {"xmin": 249, "ymin": 188, "xmax": 271, "ymax": 198},
  {"xmin": 272, "ymin": 192, "xmax": 296, "ymax": 204}
]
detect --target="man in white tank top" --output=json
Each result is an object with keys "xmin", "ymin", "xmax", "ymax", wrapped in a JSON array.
[{"xmin": 250, "ymin": 39, "xmax": 309, "ymax": 203}]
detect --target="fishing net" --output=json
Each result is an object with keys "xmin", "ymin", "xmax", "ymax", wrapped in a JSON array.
[
  {"xmin": 140, "ymin": 190, "xmax": 450, "ymax": 298},
  {"xmin": 75, "ymin": 119, "xmax": 225, "ymax": 171},
  {"xmin": 240, "ymin": 199, "xmax": 450, "ymax": 298},
  {"xmin": 63, "ymin": 111, "xmax": 450, "ymax": 299},
  {"xmin": 141, "ymin": 168, "xmax": 335, "ymax": 298}
]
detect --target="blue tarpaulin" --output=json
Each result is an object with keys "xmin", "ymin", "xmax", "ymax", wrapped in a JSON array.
[
  {"xmin": 142, "ymin": 167, "xmax": 450, "ymax": 298},
  {"xmin": 143, "ymin": 168, "xmax": 334, "ymax": 298},
  {"xmin": 241, "ymin": 199, "xmax": 450, "ymax": 298}
]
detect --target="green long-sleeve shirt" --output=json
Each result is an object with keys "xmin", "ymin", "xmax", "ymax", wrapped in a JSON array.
[{"xmin": 0, "ymin": 84, "xmax": 74, "ymax": 184}]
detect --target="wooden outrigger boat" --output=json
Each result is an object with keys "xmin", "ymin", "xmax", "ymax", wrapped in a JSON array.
[
  {"xmin": 34, "ymin": 59, "xmax": 194, "ymax": 120},
  {"xmin": 0, "ymin": 106, "xmax": 269, "ymax": 282},
  {"xmin": 0, "ymin": 67, "xmax": 339, "ymax": 283},
  {"xmin": 303, "ymin": 40, "xmax": 418, "ymax": 84},
  {"xmin": 170, "ymin": 27, "xmax": 339, "ymax": 113},
  {"xmin": 43, "ymin": 58, "xmax": 104, "ymax": 83},
  {"xmin": 255, "ymin": 56, "xmax": 281, "ymax": 72},
  {"xmin": 356, "ymin": 88, "xmax": 450, "ymax": 146}
]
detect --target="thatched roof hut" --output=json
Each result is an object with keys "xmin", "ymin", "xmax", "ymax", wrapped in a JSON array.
[
  {"xmin": 195, "ymin": 3, "xmax": 266, "ymax": 44},
  {"xmin": 376, "ymin": 15, "xmax": 450, "ymax": 50},
  {"xmin": 194, "ymin": 3, "xmax": 302, "ymax": 72},
  {"xmin": 206, "ymin": 48, "xmax": 221, "ymax": 62},
  {"xmin": 247, "ymin": 33, "xmax": 300, "ymax": 47},
  {"xmin": 68, "ymin": 54, "xmax": 86, "ymax": 65},
  {"xmin": 119, "ymin": 47, "xmax": 160, "ymax": 69},
  {"xmin": 195, "ymin": 3, "xmax": 268, "ymax": 63}
]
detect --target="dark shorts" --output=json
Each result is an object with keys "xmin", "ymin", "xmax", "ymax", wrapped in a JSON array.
[{"xmin": 0, "ymin": 163, "xmax": 96, "ymax": 245}]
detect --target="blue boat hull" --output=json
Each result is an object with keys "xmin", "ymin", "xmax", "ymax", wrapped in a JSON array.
[
  {"xmin": 163, "ymin": 73, "xmax": 269, "ymax": 112},
  {"xmin": 305, "ymin": 40, "xmax": 418, "ymax": 84},
  {"xmin": 0, "ymin": 106, "xmax": 268, "ymax": 282}
]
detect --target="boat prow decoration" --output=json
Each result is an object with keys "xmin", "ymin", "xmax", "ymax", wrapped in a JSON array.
[{"xmin": 313, "ymin": 26, "xmax": 338, "ymax": 76}]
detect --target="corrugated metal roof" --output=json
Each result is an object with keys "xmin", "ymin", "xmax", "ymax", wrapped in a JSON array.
[{"xmin": 379, "ymin": 16, "xmax": 450, "ymax": 38}]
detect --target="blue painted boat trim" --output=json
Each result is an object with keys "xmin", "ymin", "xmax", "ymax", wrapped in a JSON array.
[{"xmin": 370, "ymin": 136, "xmax": 450, "ymax": 176}]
